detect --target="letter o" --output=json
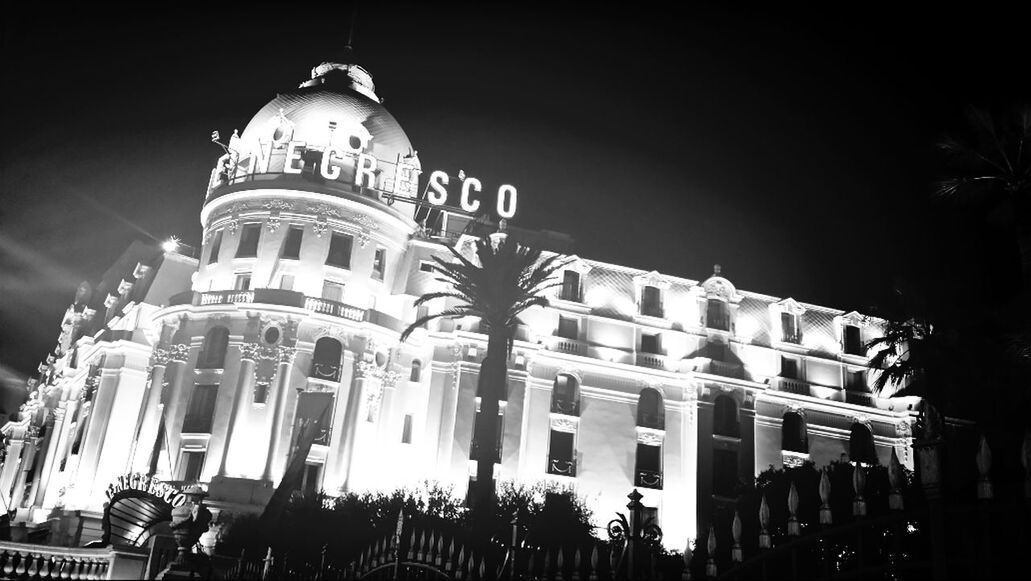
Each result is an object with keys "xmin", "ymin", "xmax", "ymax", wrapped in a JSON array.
[{"xmin": 496, "ymin": 185, "xmax": 517, "ymax": 219}]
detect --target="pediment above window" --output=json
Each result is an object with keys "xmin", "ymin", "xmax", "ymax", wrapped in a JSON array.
[
  {"xmin": 633, "ymin": 270, "xmax": 671, "ymax": 290},
  {"xmin": 563, "ymin": 255, "xmax": 593, "ymax": 274},
  {"xmin": 775, "ymin": 298, "xmax": 806, "ymax": 316},
  {"xmin": 840, "ymin": 311, "xmax": 870, "ymax": 327}
]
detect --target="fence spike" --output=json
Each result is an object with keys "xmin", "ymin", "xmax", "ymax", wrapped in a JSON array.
[
  {"xmin": 888, "ymin": 448, "xmax": 905, "ymax": 510},
  {"xmin": 852, "ymin": 462, "xmax": 867, "ymax": 517},
  {"xmin": 589, "ymin": 545, "xmax": 599, "ymax": 581},
  {"xmin": 528, "ymin": 548, "xmax": 537, "ymax": 578},
  {"xmin": 1022, "ymin": 431, "xmax": 1031, "ymax": 499},
  {"xmin": 544, "ymin": 548, "xmax": 553, "ymax": 577},
  {"xmin": 683, "ymin": 540, "xmax": 693, "ymax": 581},
  {"xmin": 705, "ymin": 524, "xmax": 717, "ymax": 579},
  {"xmin": 819, "ymin": 469, "xmax": 833, "ymax": 525},
  {"xmin": 976, "ymin": 434, "xmax": 994, "ymax": 500},
  {"xmin": 759, "ymin": 493, "xmax": 771, "ymax": 549},
  {"xmin": 787, "ymin": 482, "xmax": 801, "ymax": 536},
  {"xmin": 477, "ymin": 555, "xmax": 486, "ymax": 580},
  {"xmin": 731, "ymin": 510, "xmax": 743, "ymax": 563},
  {"xmin": 435, "ymin": 534, "xmax": 445, "ymax": 566}
]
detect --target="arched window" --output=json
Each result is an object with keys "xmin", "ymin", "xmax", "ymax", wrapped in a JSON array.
[
  {"xmin": 781, "ymin": 412, "xmax": 808, "ymax": 453},
  {"xmin": 410, "ymin": 360, "xmax": 422, "ymax": 383},
  {"xmin": 310, "ymin": 338, "xmax": 342, "ymax": 382},
  {"xmin": 551, "ymin": 374, "xmax": 580, "ymax": 416},
  {"xmin": 713, "ymin": 395, "xmax": 739, "ymax": 437},
  {"xmin": 197, "ymin": 326, "xmax": 229, "ymax": 369},
  {"xmin": 849, "ymin": 423, "xmax": 877, "ymax": 465},
  {"xmin": 636, "ymin": 388, "xmax": 664, "ymax": 430}
]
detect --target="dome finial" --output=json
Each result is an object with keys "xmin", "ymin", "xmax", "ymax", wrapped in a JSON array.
[{"xmin": 713, "ymin": 263, "xmax": 722, "ymax": 276}]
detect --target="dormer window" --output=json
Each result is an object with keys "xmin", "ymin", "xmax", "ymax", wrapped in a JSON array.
[
  {"xmin": 706, "ymin": 299, "xmax": 729, "ymax": 331},
  {"xmin": 843, "ymin": 324, "xmax": 864, "ymax": 356},
  {"xmin": 641, "ymin": 285, "xmax": 663, "ymax": 318},
  {"xmin": 560, "ymin": 270, "xmax": 582, "ymax": 302},
  {"xmin": 780, "ymin": 311, "xmax": 800, "ymax": 343}
]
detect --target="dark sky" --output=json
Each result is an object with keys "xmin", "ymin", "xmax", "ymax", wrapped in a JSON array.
[{"xmin": 2, "ymin": 4, "xmax": 1028, "ymax": 387}]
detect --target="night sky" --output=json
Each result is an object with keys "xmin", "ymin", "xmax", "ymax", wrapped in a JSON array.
[{"xmin": 2, "ymin": 4, "xmax": 1028, "ymax": 396}]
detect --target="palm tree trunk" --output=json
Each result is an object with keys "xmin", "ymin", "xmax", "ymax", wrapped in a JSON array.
[{"xmin": 472, "ymin": 331, "xmax": 509, "ymax": 513}]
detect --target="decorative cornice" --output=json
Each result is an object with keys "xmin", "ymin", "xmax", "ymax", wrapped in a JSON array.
[{"xmin": 550, "ymin": 415, "xmax": 579, "ymax": 433}]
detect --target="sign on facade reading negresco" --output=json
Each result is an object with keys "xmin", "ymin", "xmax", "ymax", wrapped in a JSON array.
[
  {"xmin": 232, "ymin": 121, "xmax": 518, "ymax": 219},
  {"xmin": 106, "ymin": 473, "xmax": 188, "ymax": 507}
]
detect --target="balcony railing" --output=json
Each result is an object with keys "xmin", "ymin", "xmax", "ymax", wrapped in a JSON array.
[
  {"xmin": 636, "ymin": 353, "xmax": 665, "ymax": 370},
  {"xmin": 554, "ymin": 340, "xmax": 587, "ymax": 356},
  {"xmin": 304, "ymin": 296, "xmax": 364, "ymax": 322},
  {"xmin": 547, "ymin": 458, "xmax": 577, "ymax": 477},
  {"xmin": 707, "ymin": 315, "xmax": 730, "ymax": 331},
  {"xmin": 551, "ymin": 398, "xmax": 580, "ymax": 416},
  {"xmin": 780, "ymin": 331, "xmax": 802, "ymax": 344},
  {"xmin": 635, "ymin": 468, "xmax": 664, "ymax": 489},
  {"xmin": 0, "ymin": 541, "xmax": 117, "ymax": 580},
  {"xmin": 845, "ymin": 390, "xmax": 875, "ymax": 406},
  {"xmin": 309, "ymin": 363, "xmax": 341, "ymax": 382},
  {"xmin": 775, "ymin": 377, "xmax": 810, "ymax": 396},
  {"xmin": 704, "ymin": 359, "xmax": 743, "ymax": 379}
]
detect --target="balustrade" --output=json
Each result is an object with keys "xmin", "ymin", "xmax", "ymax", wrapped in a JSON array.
[{"xmin": 0, "ymin": 542, "xmax": 115, "ymax": 580}]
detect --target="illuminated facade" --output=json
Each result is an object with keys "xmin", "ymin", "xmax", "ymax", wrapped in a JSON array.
[{"xmin": 1, "ymin": 59, "xmax": 919, "ymax": 551}]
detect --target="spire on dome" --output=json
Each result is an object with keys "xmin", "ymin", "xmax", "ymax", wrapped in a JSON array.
[{"xmin": 298, "ymin": 5, "xmax": 380, "ymax": 102}]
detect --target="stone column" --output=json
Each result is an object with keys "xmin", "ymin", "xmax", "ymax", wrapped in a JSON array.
[
  {"xmin": 340, "ymin": 360, "xmax": 374, "ymax": 491},
  {"xmin": 128, "ymin": 348, "xmax": 172, "ymax": 473},
  {"xmin": 0, "ymin": 439, "xmax": 25, "ymax": 498},
  {"xmin": 218, "ymin": 343, "xmax": 259, "ymax": 477},
  {"xmin": 32, "ymin": 408, "xmax": 66, "ymax": 508},
  {"xmin": 738, "ymin": 407, "xmax": 756, "ymax": 483},
  {"xmin": 261, "ymin": 346, "xmax": 295, "ymax": 483}
]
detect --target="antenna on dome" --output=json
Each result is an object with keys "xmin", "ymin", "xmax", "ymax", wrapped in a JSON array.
[{"xmin": 342, "ymin": 2, "xmax": 358, "ymax": 63}]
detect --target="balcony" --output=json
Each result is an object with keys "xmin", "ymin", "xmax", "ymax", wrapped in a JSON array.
[
  {"xmin": 553, "ymin": 339, "xmax": 587, "ymax": 357},
  {"xmin": 636, "ymin": 353, "xmax": 665, "ymax": 370},
  {"xmin": 845, "ymin": 390, "xmax": 875, "ymax": 407},
  {"xmin": 170, "ymin": 291, "xmax": 406, "ymax": 329},
  {"xmin": 547, "ymin": 458, "xmax": 577, "ymax": 477},
  {"xmin": 635, "ymin": 469, "xmax": 663, "ymax": 489},
  {"xmin": 775, "ymin": 377, "xmax": 810, "ymax": 396},
  {"xmin": 700, "ymin": 359, "xmax": 744, "ymax": 379}
]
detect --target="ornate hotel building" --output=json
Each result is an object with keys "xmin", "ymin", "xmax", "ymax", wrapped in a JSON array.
[{"xmin": 1, "ymin": 58, "xmax": 918, "ymax": 551}]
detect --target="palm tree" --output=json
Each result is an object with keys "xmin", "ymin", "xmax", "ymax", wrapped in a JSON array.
[
  {"xmin": 401, "ymin": 234, "xmax": 569, "ymax": 511},
  {"xmin": 934, "ymin": 106, "xmax": 1031, "ymax": 294}
]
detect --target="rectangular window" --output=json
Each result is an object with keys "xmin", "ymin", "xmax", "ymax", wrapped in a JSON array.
[
  {"xmin": 322, "ymin": 281, "xmax": 344, "ymax": 303},
  {"xmin": 641, "ymin": 333, "xmax": 661, "ymax": 354},
  {"xmin": 844, "ymin": 325, "xmax": 864, "ymax": 356},
  {"xmin": 641, "ymin": 286, "xmax": 663, "ymax": 317},
  {"xmin": 547, "ymin": 430, "xmax": 576, "ymax": 476},
  {"xmin": 781, "ymin": 312, "xmax": 799, "ymax": 342},
  {"xmin": 236, "ymin": 224, "xmax": 261, "ymax": 258},
  {"xmin": 281, "ymin": 226, "xmax": 303, "ymax": 260},
  {"xmin": 401, "ymin": 414, "xmax": 414, "ymax": 444},
  {"xmin": 301, "ymin": 463, "xmax": 322, "ymax": 496},
  {"xmin": 183, "ymin": 384, "xmax": 219, "ymax": 433},
  {"xmin": 373, "ymin": 247, "xmax": 386, "ymax": 280},
  {"xmin": 470, "ymin": 406, "xmax": 503, "ymax": 462},
  {"xmin": 561, "ymin": 270, "xmax": 581, "ymax": 302},
  {"xmin": 419, "ymin": 261, "xmax": 435, "ymax": 273},
  {"xmin": 326, "ymin": 233, "xmax": 353, "ymax": 269},
  {"xmin": 207, "ymin": 230, "xmax": 223, "ymax": 265},
  {"xmin": 780, "ymin": 356, "xmax": 799, "ymax": 379},
  {"xmin": 707, "ymin": 299, "xmax": 729, "ymax": 331},
  {"xmin": 180, "ymin": 451, "xmax": 205, "ymax": 483},
  {"xmin": 293, "ymin": 392, "xmax": 334, "ymax": 447},
  {"xmin": 279, "ymin": 274, "xmax": 294, "ymax": 291},
  {"xmin": 635, "ymin": 443, "xmax": 663, "ymax": 489},
  {"xmin": 253, "ymin": 382, "xmax": 269, "ymax": 404},
  {"xmin": 557, "ymin": 316, "xmax": 578, "ymax": 340},
  {"xmin": 234, "ymin": 273, "xmax": 251, "ymax": 291},
  {"xmin": 713, "ymin": 448, "xmax": 739, "ymax": 497},
  {"xmin": 846, "ymin": 369, "xmax": 866, "ymax": 391}
]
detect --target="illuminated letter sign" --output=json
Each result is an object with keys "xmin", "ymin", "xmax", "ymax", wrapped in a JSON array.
[
  {"xmin": 427, "ymin": 171, "xmax": 449, "ymax": 205},
  {"xmin": 460, "ymin": 177, "xmax": 482, "ymax": 213},
  {"xmin": 284, "ymin": 141, "xmax": 306, "ymax": 174},
  {"xmin": 320, "ymin": 147, "xmax": 344, "ymax": 180},
  {"xmin": 355, "ymin": 153, "xmax": 378, "ymax": 188},
  {"xmin": 496, "ymin": 184, "xmax": 517, "ymax": 219}
]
